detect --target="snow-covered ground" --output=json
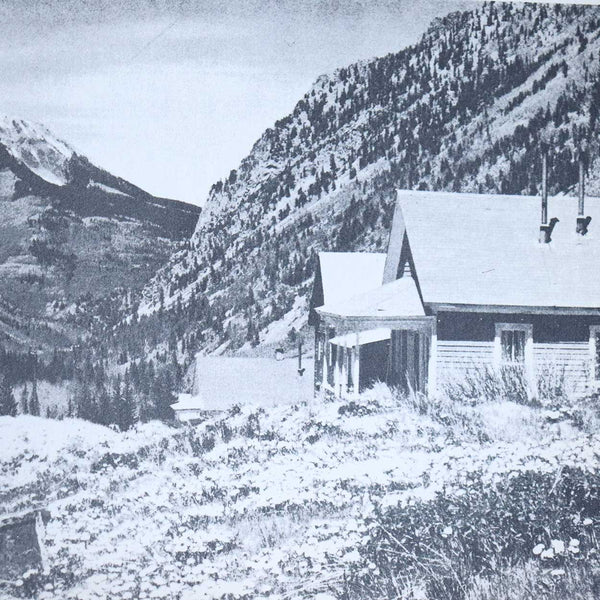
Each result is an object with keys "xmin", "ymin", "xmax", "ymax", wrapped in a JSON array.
[{"xmin": 1, "ymin": 385, "xmax": 599, "ymax": 600}]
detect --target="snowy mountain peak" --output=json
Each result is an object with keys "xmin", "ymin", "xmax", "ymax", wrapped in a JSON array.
[{"xmin": 0, "ymin": 116, "xmax": 76, "ymax": 186}]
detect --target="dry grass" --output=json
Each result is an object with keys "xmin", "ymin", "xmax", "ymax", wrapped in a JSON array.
[{"xmin": 466, "ymin": 559, "xmax": 600, "ymax": 600}]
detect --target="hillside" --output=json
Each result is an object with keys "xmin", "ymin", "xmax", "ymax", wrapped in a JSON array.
[
  {"xmin": 137, "ymin": 2, "xmax": 600, "ymax": 360},
  {"xmin": 2, "ymin": 387, "xmax": 600, "ymax": 599},
  {"xmin": 0, "ymin": 117, "xmax": 201, "ymax": 352}
]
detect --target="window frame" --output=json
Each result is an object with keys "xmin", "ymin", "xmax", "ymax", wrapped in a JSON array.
[
  {"xmin": 589, "ymin": 326, "xmax": 600, "ymax": 384},
  {"xmin": 494, "ymin": 323, "xmax": 533, "ymax": 370}
]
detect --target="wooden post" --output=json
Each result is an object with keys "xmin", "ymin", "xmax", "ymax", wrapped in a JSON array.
[
  {"xmin": 354, "ymin": 331, "xmax": 361, "ymax": 397},
  {"xmin": 541, "ymin": 151, "xmax": 548, "ymax": 226},
  {"xmin": 406, "ymin": 331, "xmax": 415, "ymax": 391}
]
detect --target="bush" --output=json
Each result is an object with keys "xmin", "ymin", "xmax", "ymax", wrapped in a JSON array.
[
  {"xmin": 345, "ymin": 467, "xmax": 600, "ymax": 600},
  {"xmin": 441, "ymin": 364, "xmax": 579, "ymax": 408}
]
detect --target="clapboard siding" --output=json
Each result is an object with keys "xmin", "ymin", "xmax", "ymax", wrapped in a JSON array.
[
  {"xmin": 436, "ymin": 339, "xmax": 592, "ymax": 393},
  {"xmin": 437, "ymin": 340, "xmax": 494, "ymax": 382},
  {"xmin": 533, "ymin": 342, "xmax": 590, "ymax": 391}
]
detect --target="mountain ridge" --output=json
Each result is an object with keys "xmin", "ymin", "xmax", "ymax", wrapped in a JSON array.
[
  {"xmin": 135, "ymin": 2, "xmax": 600, "ymax": 365},
  {"xmin": 0, "ymin": 116, "xmax": 201, "ymax": 352}
]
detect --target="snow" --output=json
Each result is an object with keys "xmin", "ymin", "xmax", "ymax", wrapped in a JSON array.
[
  {"xmin": 1, "ymin": 393, "xmax": 598, "ymax": 599},
  {"xmin": 0, "ymin": 168, "xmax": 18, "ymax": 197},
  {"xmin": 329, "ymin": 327, "xmax": 391, "ymax": 347},
  {"xmin": 0, "ymin": 116, "xmax": 75, "ymax": 186},
  {"xmin": 87, "ymin": 181, "xmax": 130, "ymax": 197},
  {"xmin": 398, "ymin": 190, "xmax": 600, "ymax": 309},
  {"xmin": 259, "ymin": 295, "xmax": 307, "ymax": 347},
  {"xmin": 318, "ymin": 252, "xmax": 387, "ymax": 309},
  {"xmin": 318, "ymin": 276, "xmax": 425, "ymax": 319},
  {"xmin": 193, "ymin": 356, "xmax": 313, "ymax": 410}
]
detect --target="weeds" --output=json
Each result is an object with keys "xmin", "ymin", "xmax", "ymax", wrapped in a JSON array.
[{"xmin": 346, "ymin": 467, "xmax": 600, "ymax": 600}]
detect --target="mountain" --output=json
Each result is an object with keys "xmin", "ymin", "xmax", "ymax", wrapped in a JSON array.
[
  {"xmin": 0, "ymin": 117, "xmax": 201, "ymax": 351},
  {"xmin": 137, "ymin": 2, "xmax": 600, "ymax": 360}
]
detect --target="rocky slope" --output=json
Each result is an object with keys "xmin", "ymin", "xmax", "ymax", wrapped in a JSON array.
[
  {"xmin": 0, "ymin": 117, "xmax": 201, "ymax": 351},
  {"xmin": 139, "ymin": 2, "xmax": 600, "ymax": 360}
]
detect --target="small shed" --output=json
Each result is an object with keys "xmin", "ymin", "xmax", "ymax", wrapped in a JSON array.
[
  {"xmin": 172, "ymin": 356, "xmax": 314, "ymax": 420},
  {"xmin": 0, "ymin": 509, "xmax": 50, "ymax": 584}
]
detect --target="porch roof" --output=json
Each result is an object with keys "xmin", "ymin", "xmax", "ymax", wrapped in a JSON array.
[
  {"xmin": 329, "ymin": 327, "xmax": 391, "ymax": 347},
  {"xmin": 316, "ymin": 276, "xmax": 425, "ymax": 319}
]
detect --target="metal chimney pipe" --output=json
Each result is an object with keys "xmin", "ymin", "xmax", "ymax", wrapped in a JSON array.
[
  {"xmin": 578, "ymin": 154, "xmax": 585, "ymax": 217},
  {"xmin": 576, "ymin": 152, "xmax": 591, "ymax": 235},
  {"xmin": 541, "ymin": 152, "xmax": 548, "ymax": 226},
  {"xmin": 539, "ymin": 151, "xmax": 553, "ymax": 243}
]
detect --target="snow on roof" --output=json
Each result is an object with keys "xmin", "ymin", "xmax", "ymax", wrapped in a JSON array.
[
  {"xmin": 399, "ymin": 190, "xmax": 600, "ymax": 309},
  {"xmin": 318, "ymin": 252, "xmax": 386, "ymax": 307},
  {"xmin": 329, "ymin": 327, "xmax": 391, "ymax": 347},
  {"xmin": 317, "ymin": 276, "xmax": 425, "ymax": 319},
  {"xmin": 192, "ymin": 357, "xmax": 314, "ymax": 410},
  {"xmin": 171, "ymin": 393, "xmax": 205, "ymax": 411}
]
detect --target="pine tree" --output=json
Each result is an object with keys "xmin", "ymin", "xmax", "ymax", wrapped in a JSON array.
[
  {"xmin": 0, "ymin": 375, "xmax": 17, "ymax": 416},
  {"xmin": 29, "ymin": 380, "xmax": 40, "ymax": 416},
  {"xmin": 150, "ymin": 370, "xmax": 175, "ymax": 422},
  {"xmin": 20, "ymin": 384, "xmax": 29, "ymax": 414},
  {"xmin": 114, "ymin": 379, "xmax": 135, "ymax": 431}
]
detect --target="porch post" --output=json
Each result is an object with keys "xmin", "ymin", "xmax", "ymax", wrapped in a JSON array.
[
  {"xmin": 354, "ymin": 330, "xmax": 361, "ymax": 397},
  {"xmin": 342, "ymin": 341, "xmax": 348, "ymax": 398},
  {"xmin": 427, "ymin": 319, "xmax": 437, "ymax": 397}
]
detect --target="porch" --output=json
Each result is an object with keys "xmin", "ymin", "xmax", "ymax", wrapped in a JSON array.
[
  {"xmin": 314, "ymin": 317, "xmax": 436, "ymax": 398},
  {"xmin": 314, "ymin": 276, "xmax": 436, "ymax": 398}
]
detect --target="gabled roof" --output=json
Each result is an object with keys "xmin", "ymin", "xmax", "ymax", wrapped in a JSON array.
[
  {"xmin": 397, "ymin": 190, "xmax": 600, "ymax": 310},
  {"xmin": 317, "ymin": 252, "xmax": 387, "ymax": 306},
  {"xmin": 317, "ymin": 276, "xmax": 425, "ymax": 319}
]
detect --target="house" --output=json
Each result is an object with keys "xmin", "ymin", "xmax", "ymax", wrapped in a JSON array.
[{"xmin": 310, "ymin": 179, "xmax": 600, "ymax": 399}]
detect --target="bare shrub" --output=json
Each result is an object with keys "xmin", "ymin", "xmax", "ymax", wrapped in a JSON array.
[{"xmin": 442, "ymin": 364, "xmax": 534, "ymax": 406}]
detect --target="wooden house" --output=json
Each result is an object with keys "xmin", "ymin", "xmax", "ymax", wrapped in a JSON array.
[{"xmin": 310, "ymin": 184, "xmax": 600, "ymax": 399}]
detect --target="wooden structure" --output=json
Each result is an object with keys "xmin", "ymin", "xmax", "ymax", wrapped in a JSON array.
[
  {"xmin": 0, "ymin": 509, "xmax": 50, "ymax": 584},
  {"xmin": 310, "ymin": 188, "xmax": 600, "ymax": 398}
]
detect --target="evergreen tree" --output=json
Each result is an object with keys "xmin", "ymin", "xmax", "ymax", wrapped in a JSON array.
[
  {"xmin": 114, "ymin": 379, "xmax": 135, "ymax": 431},
  {"xmin": 29, "ymin": 380, "xmax": 40, "ymax": 417},
  {"xmin": 75, "ymin": 384, "xmax": 95, "ymax": 422},
  {"xmin": 150, "ymin": 370, "xmax": 176, "ymax": 422},
  {"xmin": 97, "ymin": 385, "xmax": 113, "ymax": 426},
  {"xmin": 20, "ymin": 384, "xmax": 29, "ymax": 414},
  {"xmin": 0, "ymin": 375, "xmax": 17, "ymax": 416}
]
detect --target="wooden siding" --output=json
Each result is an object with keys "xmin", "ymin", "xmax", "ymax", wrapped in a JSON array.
[
  {"xmin": 436, "ymin": 339, "xmax": 591, "ymax": 394},
  {"xmin": 533, "ymin": 342, "xmax": 590, "ymax": 393},
  {"xmin": 436, "ymin": 340, "xmax": 494, "ymax": 384}
]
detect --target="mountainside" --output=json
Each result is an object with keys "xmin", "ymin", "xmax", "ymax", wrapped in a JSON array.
[
  {"xmin": 0, "ymin": 117, "xmax": 201, "ymax": 351},
  {"xmin": 137, "ymin": 2, "xmax": 600, "ymax": 362}
]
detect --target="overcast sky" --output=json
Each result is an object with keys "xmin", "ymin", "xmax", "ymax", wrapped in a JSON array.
[{"xmin": 0, "ymin": 0, "xmax": 510, "ymax": 204}]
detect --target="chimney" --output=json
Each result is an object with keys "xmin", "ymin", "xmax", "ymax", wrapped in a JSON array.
[
  {"xmin": 539, "ymin": 151, "xmax": 558, "ymax": 243},
  {"xmin": 576, "ymin": 152, "xmax": 591, "ymax": 235}
]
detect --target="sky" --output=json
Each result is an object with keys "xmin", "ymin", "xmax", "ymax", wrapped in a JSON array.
[{"xmin": 0, "ymin": 0, "xmax": 516, "ymax": 205}]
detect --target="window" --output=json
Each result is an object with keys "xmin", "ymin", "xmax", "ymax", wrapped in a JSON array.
[
  {"xmin": 501, "ymin": 329, "xmax": 526, "ymax": 363},
  {"xmin": 495, "ymin": 323, "xmax": 532, "ymax": 368}
]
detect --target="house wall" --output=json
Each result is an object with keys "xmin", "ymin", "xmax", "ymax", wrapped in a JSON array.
[{"xmin": 435, "ymin": 311, "xmax": 600, "ymax": 394}]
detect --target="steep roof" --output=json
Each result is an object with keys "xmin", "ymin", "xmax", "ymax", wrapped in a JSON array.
[
  {"xmin": 317, "ymin": 252, "xmax": 387, "ymax": 307},
  {"xmin": 397, "ymin": 190, "xmax": 600, "ymax": 309}
]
